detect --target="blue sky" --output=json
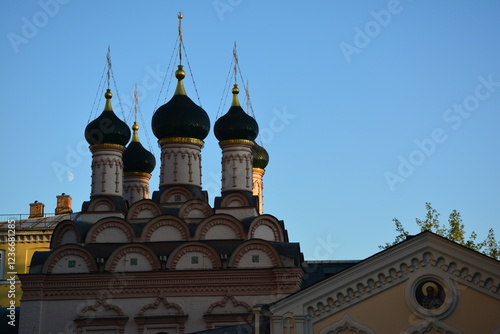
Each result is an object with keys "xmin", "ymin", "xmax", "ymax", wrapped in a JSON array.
[{"xmin": 1, "ymin": 0, "xmax": 499, "ymax": 260}]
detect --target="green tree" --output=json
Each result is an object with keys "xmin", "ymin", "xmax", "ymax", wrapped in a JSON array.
[{"xmin": 381, "ymin": 202, "xmax": 499, "ymax": 259}]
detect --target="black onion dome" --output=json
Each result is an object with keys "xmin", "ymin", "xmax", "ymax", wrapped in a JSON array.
[
  {"xmin": 214, "ymin": 85, "xmax": 258, "ymax": 142},
  {"xmin": 151, "ymin": 66, "xmax": 210, "ymax": 141},
  {"xmin": 252, "ymin": 142, "xmax": 269, "ymax": 169},
  {"xmin": 123, "ymin": 123, "xmax": 156, "ymax": 174},
  {"xmin": 85, "ymin": 89, "xmax": 131, "ymax": 146}
]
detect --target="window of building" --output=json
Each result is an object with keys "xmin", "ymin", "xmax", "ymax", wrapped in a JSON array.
[
  {"xmin": 130, "ymin": 258, "xmax": 138, "ymax": 266},
  {"xmin": 68, "ymin": 260, "xmax": 76, "ymax": 268},
  {"xmin": 191, "ymin": 256, "xmax": 199, "ymax": 264},
  {"xmin": 252, "ymin": 255, "xmax": 260, "ymax": 263}
]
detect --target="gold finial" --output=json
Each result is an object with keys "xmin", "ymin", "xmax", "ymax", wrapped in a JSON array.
[
  {"xmin": 231, "ymin": 84, "xmax": 241, "ymax": 106},
  {"xmin": 104, "ymin": 88, "xmax": 113, "ymax": 111},
  {"xmin": 232, "ymin": 84, "xmax": 239, "ymax": 95},
  {"xmin": 174, "ymin": 65, "xmax": 187, "ymax": 95},
  {"xmin": 131, "ymin": 121, "xmax": 140, "ymax": 142},
  {"xmin": 175, "ymin": 65, "xmax": 186, "ymax": 80},
  {"xmin": 104, "ymin": 88, "xmax": 112, "ymax": 99}
]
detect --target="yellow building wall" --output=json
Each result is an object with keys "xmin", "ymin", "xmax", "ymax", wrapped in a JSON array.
[
  {"xmin": 0, "ymin": 238, "xmax": 51, "ymax": 307},
  {"xmin": 444, "ymin": 281, "xmax": 500, "ymax": 333},
  {"xmin": 313, "ymin": 281, "xmax": 500, "ymax": 333},
  {"xmin": 313, "ymin": 283, "xmax": 413, "ymax": 333}
]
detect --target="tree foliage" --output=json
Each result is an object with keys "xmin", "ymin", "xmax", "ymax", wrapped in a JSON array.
[{"xmin": 381, "ymin": 202, "xmax": 499, "ymax": 259}]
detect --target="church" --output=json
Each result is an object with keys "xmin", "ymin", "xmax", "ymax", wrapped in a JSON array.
[{"xmin": 17, "ymin": 15, "xmax": 500, "ymax": 334}]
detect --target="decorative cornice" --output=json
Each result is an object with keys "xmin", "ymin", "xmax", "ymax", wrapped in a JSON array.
[
  {"xmin": 19, "ymin": 268, "xmax": 303, "ymax": 301},
  {"xmin": 159, "ymin": 137, "xmax": 204, "ymax": 147},
  {"xmin": 90, "ymin": 143, "xmax": 126, "ymax": 151},
  {"xmin": 124, "ymin": 171, "xmax": 152, "ymax": 177},
  {"xmin": 219, "ymin": 139, "xmax": 254, "ymax": 148},
  {"xmin": 299, "ymin": 248, "xmax": 500, "ymax": 321},
  {"xmin": 0, "ymin": 232, "xmax": 52, "ymax": 243}
]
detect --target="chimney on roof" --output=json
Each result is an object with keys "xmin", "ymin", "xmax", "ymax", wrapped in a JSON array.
[
  {"xmin": 29, "ymin": 201, "xmax": 45, "ymax": 218},
  {"xmin": 55, "ymin": 193, "xmax": 72, "ymax": 215}
]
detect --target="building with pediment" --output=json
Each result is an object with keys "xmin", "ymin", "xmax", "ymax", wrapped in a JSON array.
[{"xmin": 269, "ymin": 231, "xmax": 500, "ymax": 334}]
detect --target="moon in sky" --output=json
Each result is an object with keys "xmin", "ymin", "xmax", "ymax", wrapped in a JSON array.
[{"xmin": 67, "ymin": 172, "xmax": 74, "ymax": 182}]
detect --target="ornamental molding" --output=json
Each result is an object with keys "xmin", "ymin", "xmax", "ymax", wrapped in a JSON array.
[
  {"xmin": 91, "ymin": 155, "xmax": 124, "ymax": 169},
  {"xmin": 206, "ymin": 294, "xmax": 252, "ymax": 313},
  {"xmin": 220, "ymin": 193, "xmax": 251, "ymax": 208},
  {"xmin": 20, "ymin": 268, "xmax": 304, "ymax": 301},
  {"xmin": 163, "ymin": 148, "xmax": 201, "ymax": 162},
  {"xmin": 123, "ymin": 171, "xmax": 152, "ymax": 178},
  {"xmin": 403, "ymin": 318, "xmax": 463, "ymax": 334},
  {"xmin": 229, "ymin": 240, "xmax": 283, "ymax": 268},
  {"xmin": 51, "ymin": 220, "xmax": 79, "ymax": 248},
  {"xmin": 87, "ymin": 197, "xmax": 115, "ymax": 212},
  {"xmin": 142, "ymin": 216, "xmax": 190, "ymax": 241},
  {"xmin": 249, "ymin": 216, "xmax": 284, "ymax": 242},
  {"xmin": 86, "ymin": 217, "xmax": 135, "ymax": 243},
  {"xmin": 78, "ymin": 298, "xmax": 125, "ymax": 317},
  {"xmin": 159, "ymin": 137, "xmax": 204, "ymax": 147},
  {"xmin": 127, "ymin": 199, "xmax": 162, "ymax": 220},
  {"xmin": 166, "ymin": 242, "xmax": 221, "ymax": 269},
  {"xmin": 178, "ymin": 200, "xmax": 213, "ymax": 220},
  {"xmin": 138, "ymin": 294, "xmax": 184, "ymax": 316},
  {"xmin": 318, "ymin": 313, "xmax": 375, "ymax": 334},
  {"xmin": 222, "ymin": 152, "xmax": 252, "ymax": 164},
  {"xmin": 219, "ymin": 139, "xmax": 254, "ymax": 147},
  {"xmin": 289, "ymin": 237, "xmax": 500, "ymax": 322},
  {"xmin": 89, "ymin": 143, "xmax": 126, "ymax": 152},
  {"xmin": 0, "ymin": 233, "xmax": 51, "ymax": 243},
  {"xmin": 43, "ymin": 244, "xmax": 98, "ymax": 273},
  {"xmin": 105, "ymin": 244, "xmax": 162, "ymax": 271},
  {"xmin": 160, "ymin": 186, "xmax": 193, "ymax": 204},
  {"xmin": 196, "ymin": 215, "xmax": 245, "ymax": 240}
]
